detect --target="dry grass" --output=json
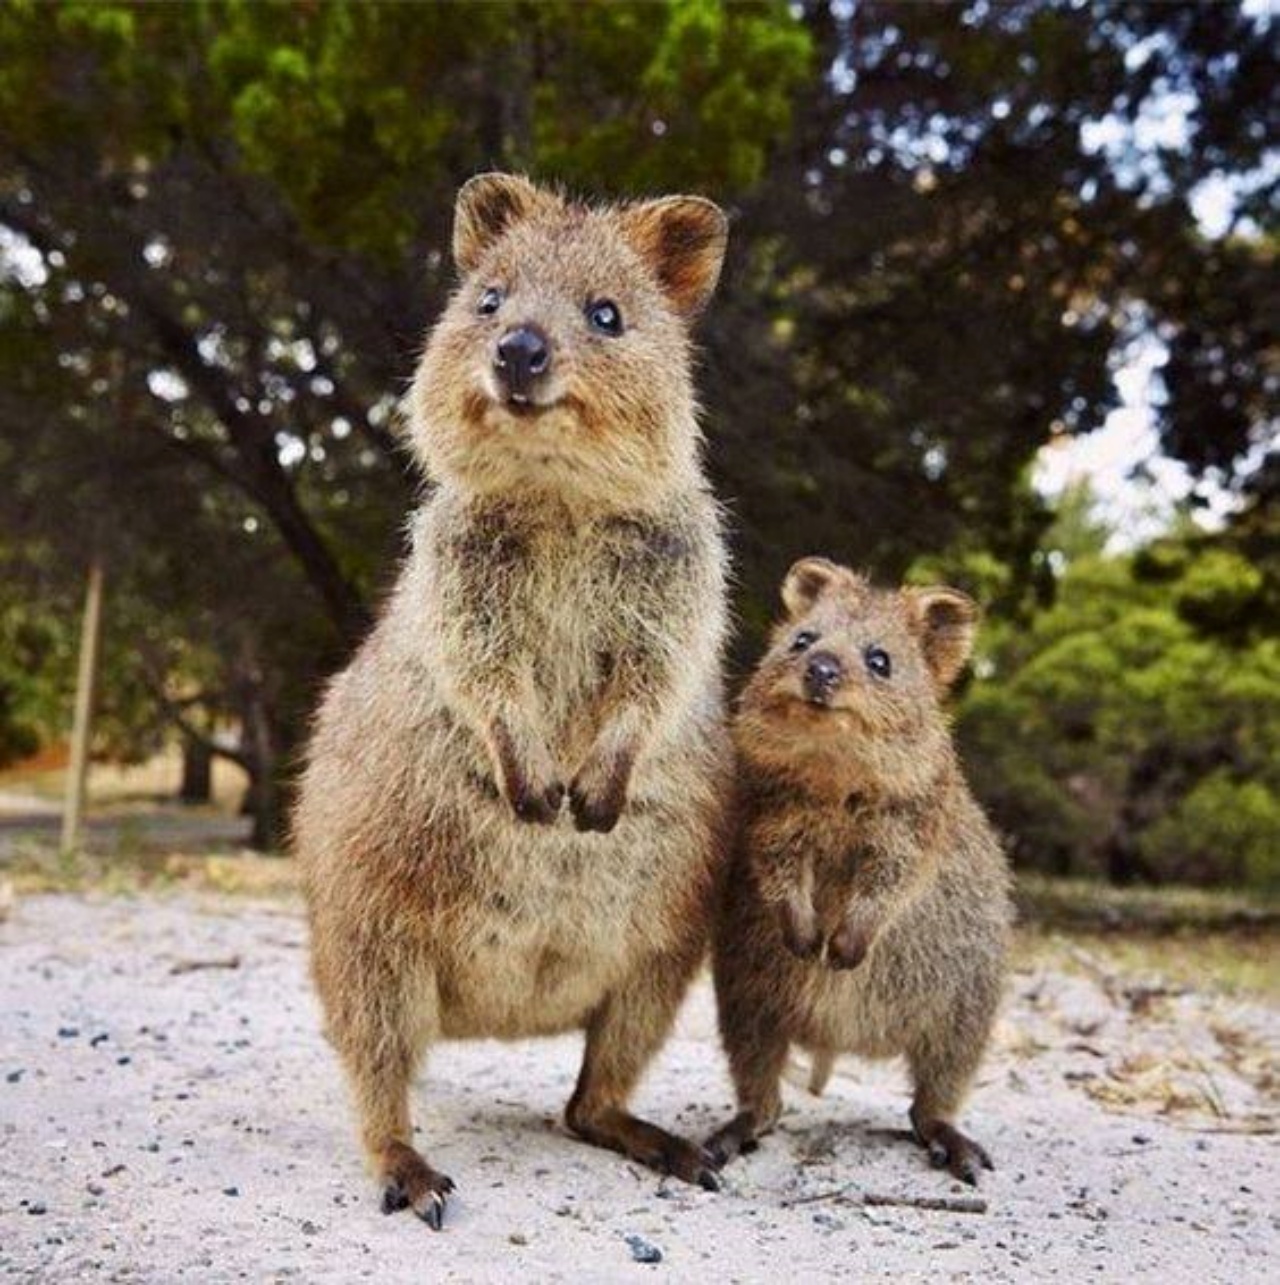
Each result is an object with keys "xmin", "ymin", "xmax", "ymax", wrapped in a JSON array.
[
  {"xmin": 2, "ymin": 846, "xmax": 299, "ymax": 900},
  {"xmin": 1018, "ymin": 927, "xmax": 1280, "ymax": 1000},
  {"xmin": 1016, "ymin": 872, "xmax": 1279, "ymax": 933}
]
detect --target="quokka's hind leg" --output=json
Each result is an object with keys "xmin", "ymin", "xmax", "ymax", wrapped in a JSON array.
[
  {"xmin": 566, "ymin": 948, "xmax": 720, "ymax": 1191},
  {"xmin": 313, "ymin": 930, "xmax": 454, "ymax": 1228},
  {"xmin": 704, "ymin": 1001, "xmax": 790, "ymax": 1168},
  {"xmin": 906, "ymin": 1010, "xmax": 997, "ymax": 1187}
]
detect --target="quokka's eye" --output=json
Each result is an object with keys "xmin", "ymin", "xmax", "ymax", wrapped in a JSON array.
[
  {"xmin": 864, "ymin": 645, "xmax": 892, "ymax": 680},
  {"xmin": 478, "ymin": 287, "xmax": 504, "ymax": 316},
  {"xmin": 790, "ymin": 630, "xmax": 819, "ymax": 653},
  {"xmin": 586, "ymin": 299, "xmax": 624, "ymax": 335}
]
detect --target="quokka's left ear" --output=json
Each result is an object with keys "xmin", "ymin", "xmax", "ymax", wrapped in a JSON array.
[
  {"xmin": 619, "ymin": 196, "xmax": 729, "ymax": 316},
  {"xmin": 909, "ymin": 587, "xmax": 980, "ymax": 688}
]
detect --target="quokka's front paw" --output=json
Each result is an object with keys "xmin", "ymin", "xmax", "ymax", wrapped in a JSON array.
[
  {"xmin": 568, "ymin": 751, "xmax": 633, "ymax": 834},
  {"xmin": 827, "ymin": 915, "xmax": 876, "ymax": 969},
  {"xmin": 490, "ymin": 721, "xmax": 564, "ymax": 824},
  {"xmin": 568, "ymin": 776, "xmax": 626, "ymax": 833},
  {"xmin": 780, "ymin": 897, "xmax": 822, "ymax": 960},
  {"xmin": 508, "ymin": 776, "xmax": 565, "ymax": 825}
]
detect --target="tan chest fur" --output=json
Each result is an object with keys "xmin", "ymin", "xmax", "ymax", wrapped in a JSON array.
[
  {"xmin": 718, "ymin": 788, "xmax": 1011, "ymax": 1060},
  {"xmin": 298, "ymin": 485, "xmax": 729, "ymax": 1042}
]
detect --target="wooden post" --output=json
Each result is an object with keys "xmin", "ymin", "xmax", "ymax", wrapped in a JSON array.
[{"xmin": 60, "ymin": 558, "xmax": 105, "ymax": 853}]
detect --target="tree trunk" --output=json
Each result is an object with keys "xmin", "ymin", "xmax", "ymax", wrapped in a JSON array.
[
  {"xmin": 178, "ymin": 733, "xmax": 213, "ymax": 805},
  {"xmin": 238, "ymin": 686, "xmax": 288, "ymax": 851}
]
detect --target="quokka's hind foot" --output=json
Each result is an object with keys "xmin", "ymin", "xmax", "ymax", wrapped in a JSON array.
[
  {"xmin": 377, "ymin": 1140, "xmax": 457, "ymax": 1230},
  {"xmin": 910, "ymin": 1113, "xmax": 994, "ymax": 1187},
  {"xmin": 568, "ymin": 1103, "xmax": 721, "ymax": 1191},
  {"xmin": 703, "ymin": 1110, "xmax": 764, "ymax": 1169}
]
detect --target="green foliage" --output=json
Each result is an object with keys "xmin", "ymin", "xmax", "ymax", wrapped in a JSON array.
[
  {"xmin": 0, "ymin": 594, "xmax": 68, "ymax": 766},
  {"xmin": 959, "ymin": 518, "xmax": 1280, "ymax": 889},
  {"xmin": 1173, "ymin": 548, "xmax": 1266, "ymax": 638},
  {"xmin": 1139, "ymin": 772, "xmax": 1280, "ymax": 891}
]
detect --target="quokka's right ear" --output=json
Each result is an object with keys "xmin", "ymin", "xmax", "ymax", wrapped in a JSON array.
[
  {"xmin": 781, "ymin": 557, "xmax": 846, "ymax": 617},
  {"xmin": 453, "ymin": 173, "xmax": 559, "ymax": 274}
]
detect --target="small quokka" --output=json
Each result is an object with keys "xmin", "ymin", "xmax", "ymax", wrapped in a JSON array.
[
  {"xmin": 295, "ymin": 174, "xmax": 733, "ymax": 1228},
  {"xmin": 708, "ymin": 558, "xmax": 1012, "ymax": 1184}
]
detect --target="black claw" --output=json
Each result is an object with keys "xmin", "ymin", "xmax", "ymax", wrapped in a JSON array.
[
  {"xmin": 927, "ymin": 1140, "xmax": 948, "ymax": 1169},
  {"xmin": 381, "ymin": 1184, "xmax": 409, "ymax": 1215},
  {"xmin": 697, "ymin": 1168, "xmax": 721, "ymax": 1193},
  {"xmin": 416, "ymin": 1184, "xmax": 452, "ymax": 1231}
]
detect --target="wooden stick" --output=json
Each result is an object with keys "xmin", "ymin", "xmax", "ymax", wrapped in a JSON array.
[
  {"xmin": 782, "ymin": 1186, "xmax": 988, "ymax": 1215},
  {"xmin": 61, "ymin": 558, "xmax": 105, "ymax": 854},
  {"xmin": 169, "ymin": 955, "xmax": 242, "ymax": 975}
]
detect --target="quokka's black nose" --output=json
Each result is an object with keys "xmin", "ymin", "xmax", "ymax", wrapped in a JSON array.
[
  {"xmin": 494, "ymin": 325, "xmax": 551, "ymax": 402},
  {"xmin": 803, "ymin": 651, "xmax": 844, "ymax": 703}
]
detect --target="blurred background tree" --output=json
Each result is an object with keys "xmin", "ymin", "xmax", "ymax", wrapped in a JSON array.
[{"xmin": 0, "ymin": 1, "xmax": 1274, "ymax": 875}]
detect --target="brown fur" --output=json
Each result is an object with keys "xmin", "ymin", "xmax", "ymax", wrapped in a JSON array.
[
  {"xmin": 707, "ymin": 559, "xmax": 1013, "ymax": 1185},
  {"xmin": 294, "ymin": 175, "xmax": 732, "ymax": 1225}
]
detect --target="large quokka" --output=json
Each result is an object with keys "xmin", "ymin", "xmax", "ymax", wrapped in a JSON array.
[
  {"xmin": 294, "ymin": 175, "xmax": 733, "ymax": 1227},
  {"xmin": 708, "ymin": 558, "xmax": 1012, "ymax": 1185}
]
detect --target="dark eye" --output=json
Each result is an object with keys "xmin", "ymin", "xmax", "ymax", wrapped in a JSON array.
[
  {"xmin": 864, "ymin": 646, "xmax": 892, "ymax": 680},
  {"xmin": 790, "ymin": 630, "xmax": 819, "ymax": 653},
  {"xmin": 478, "ymin": 287, "xmax": 504, "ymax": 316},
  {"xmin": 586, "ymin": 299, "xmax": 624, "ymax": 335}
]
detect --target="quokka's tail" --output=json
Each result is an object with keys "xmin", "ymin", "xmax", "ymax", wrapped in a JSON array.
[{"xmin": 808, "ymin": 1048, "xmax": 836, "ymax": 1096}]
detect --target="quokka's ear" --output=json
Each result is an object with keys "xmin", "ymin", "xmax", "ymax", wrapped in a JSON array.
[
  {"xmin": 453, "ymin": 173, "xmax": 558, "ymax": 274},
  {"xmin": 909, "ymin": 587, "xmax": 979, "ymax": 688},
  {"xmin": 781, "ymin": 557, "xmax": 849, "ymax": 617},
  {"xmin": 619, "ymin": 195, "xmax": 728, "ymax": 316}
]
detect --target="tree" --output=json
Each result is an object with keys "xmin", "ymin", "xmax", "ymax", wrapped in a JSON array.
[
  {"xmin": 0, "ymin": 1, "xmax": 811, "ymax": 842},
  {"xmin": 959, "ymin": 496, "xmax": 1280, "ymax": 889},
  {"xmin": 1, "ymin": 2, "xmax": 1273, "ymax": 850}
]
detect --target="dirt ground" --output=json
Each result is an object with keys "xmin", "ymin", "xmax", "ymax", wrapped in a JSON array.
[{"xmin": 1, "ymin": 891, "xmax": 1276, "ymax": 1283}]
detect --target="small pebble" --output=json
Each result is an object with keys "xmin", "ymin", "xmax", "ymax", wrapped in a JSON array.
[
  {"xmin": 5, "ymin": 1069, "xmax": 23, "ymax": 1083},
  {"xmin": 28, "ymin": 1202, "xmax": 48, "ymax": 1216},
  {"xmin": 222, "ymin": 1186, "xmax": 240, "ymax": 1197},
  {"xmin": 57, "ymin": 1027, "xmax": 79, "ymax": 1039},
  {"xmin": 625, "ymin": 1234, "xmax": 663, "ymax": 1264},
  {"xmin": 509, "ymin": 1232, "xmax": 529, "ymax": 1246}
]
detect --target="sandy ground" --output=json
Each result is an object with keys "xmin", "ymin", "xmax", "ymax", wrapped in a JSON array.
[{"xmin": 1, "ymin": 893, "xmax": 1276, "ymax": 1283}]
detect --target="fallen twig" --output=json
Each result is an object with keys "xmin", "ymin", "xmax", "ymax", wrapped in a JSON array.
[
  {"xmin": 781, "ymin": 1186, "xmax": 988, "ymax": 1215},
  {"xmin": 169, "ymin": 955, "xmax": 241, "ymax": 975}
]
